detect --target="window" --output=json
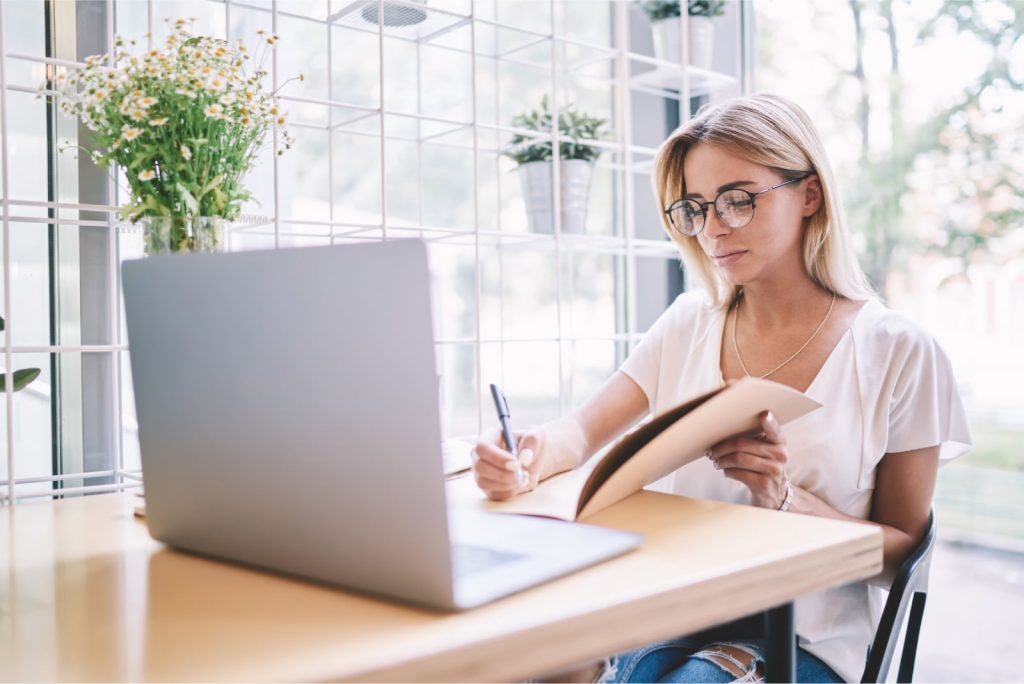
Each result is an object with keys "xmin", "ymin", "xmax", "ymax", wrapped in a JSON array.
[
  {"xmin": 756, "ymin": 0, "xmax": 1023, "ymax": 678},
  {"xmin": 1, "ymin": 0, "xmax": 750, "ymax": 504}
]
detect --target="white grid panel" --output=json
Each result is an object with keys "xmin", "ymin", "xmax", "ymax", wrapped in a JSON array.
[{"xmin": 0, "ymin": 0, "xmax": 746, "ymax": 505}]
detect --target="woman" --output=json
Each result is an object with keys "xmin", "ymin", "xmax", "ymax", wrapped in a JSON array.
[{"xmin": 471, "ymin": 93, "xmax": 971, "ymax": 683}]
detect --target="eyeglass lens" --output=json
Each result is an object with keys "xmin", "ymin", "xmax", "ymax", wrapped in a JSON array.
[{"xmin": 668, "ymin": 189, "xmax": 756, "ymax": 236}]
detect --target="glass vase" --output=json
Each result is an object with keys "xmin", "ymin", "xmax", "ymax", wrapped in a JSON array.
[{"xmin": 139, "ymin": 216, "xmax": 227, "ymax": 255}]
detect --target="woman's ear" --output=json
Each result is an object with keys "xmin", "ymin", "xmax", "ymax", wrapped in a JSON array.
[{"xmin": 802, "ymin": 175, "xmax": 823, "ymax": 217}]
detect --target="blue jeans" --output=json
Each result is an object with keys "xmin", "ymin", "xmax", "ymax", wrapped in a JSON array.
[{"xmin": 606, "ymin": 615, "xmax": 843, "ymax": 683}]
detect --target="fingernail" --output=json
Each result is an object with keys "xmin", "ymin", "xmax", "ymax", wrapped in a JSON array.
[
  {"xmin": 519, "ymin": 448, "xmax": 534, "ymax": 467},
  {"xmin": 504, "ymin": 459, "xmax": 519, "ymax": 472},
  {"xmin": 714, "ymin": 461, "xmax": 721, "ymax": 470}
]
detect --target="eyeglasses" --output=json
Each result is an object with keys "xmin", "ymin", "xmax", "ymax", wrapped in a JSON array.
[{"xmin": 664, "ymin": 175, "xmax": 810, "ymax": 237}]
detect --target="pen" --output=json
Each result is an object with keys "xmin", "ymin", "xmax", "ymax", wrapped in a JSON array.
[{"xmin": 489, "ymin": 383, "xmax": 526, "ymax": 486}]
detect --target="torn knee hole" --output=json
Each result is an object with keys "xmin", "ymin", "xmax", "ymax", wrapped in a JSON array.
[{"xmin": 693, "ymin": 643, "xmax": 764, "ymax": 681}]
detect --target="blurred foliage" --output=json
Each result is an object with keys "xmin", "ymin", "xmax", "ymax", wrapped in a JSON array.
[
  {"xmin": 0, "ymin": 315, "xmax": 40, "ymax": 392},
  {"xmin": 503, "ymin": 94, "xmax": 607, "ymax": 165},
  {"xmin": 842, "ymin": 0, "xmax": 1023, "ymax": 292},
  {"xmin": 951, "ymin": 425, "xmax": 1024, "ymax": 472},
  {"xmin": 636, "ymin": 1, "xmax": 727, "ymax": 22}
]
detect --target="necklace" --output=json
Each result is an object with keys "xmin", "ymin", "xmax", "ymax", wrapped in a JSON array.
[{"xmin": 732, "ymin": 291, "xmax": 837, "ymax": 379}]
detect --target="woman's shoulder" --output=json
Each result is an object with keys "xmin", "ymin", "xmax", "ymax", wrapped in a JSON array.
[
  {"xmin": 664, "ymin": 288, "xmax": 722, "ymax": 324},
  {"xmin": 853, "ymin": 298, "xmax": 945, "ymax": 366}
]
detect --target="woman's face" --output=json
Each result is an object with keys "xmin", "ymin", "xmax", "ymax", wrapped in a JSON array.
[{"xmin": 681, "ymin": 143, "xmax": 818, "ymax": 287}]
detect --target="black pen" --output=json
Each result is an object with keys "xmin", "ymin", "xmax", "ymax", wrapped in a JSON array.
[{"xmin": 489, "ymin": 383, "xmax": 525, "ymax": 485}]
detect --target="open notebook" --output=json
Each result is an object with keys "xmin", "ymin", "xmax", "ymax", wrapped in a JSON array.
[{"xmin": 451, "ymin": 377, "xmax": 821, "ymax": 521}]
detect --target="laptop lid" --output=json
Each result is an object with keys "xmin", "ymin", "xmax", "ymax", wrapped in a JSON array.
[{"xmin": 122, "ymin": 240, "xmax": 456, "ymax": 607}]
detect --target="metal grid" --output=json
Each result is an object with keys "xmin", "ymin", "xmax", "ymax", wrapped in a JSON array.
[{"xmin": 0, "ymin": 0, "xmax": 746, "ymax": 505}]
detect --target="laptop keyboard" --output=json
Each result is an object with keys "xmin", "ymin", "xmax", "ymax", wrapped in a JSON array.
[{"xmin": 451, "ymin": 543, "xmax": 525, "ymax": 576}]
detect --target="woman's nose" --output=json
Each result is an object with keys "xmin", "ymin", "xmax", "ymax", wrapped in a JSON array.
[{"xmin": 703, "ymin": 206, "xmax": 732, "ymax": 238}]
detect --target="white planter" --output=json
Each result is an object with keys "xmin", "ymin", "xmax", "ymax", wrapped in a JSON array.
[
  {"xmin": 652, "ymin": 16, "xmax": 681, "ymax": 63},
  {"xmin": 518, "ymin": 160, "xmax": 594, "ymax": 234},
  {"xmin": 688, "ymin": 16, "xmax": 714, "ymax": 70},
  {"xmin": 652, "ymin": 15, "xmax": 714, "ymax": 69}
]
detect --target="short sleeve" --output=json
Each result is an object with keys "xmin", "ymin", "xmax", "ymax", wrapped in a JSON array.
[
  {"xmin": 618, "ymin": 304, "xmax": 674, "ymax": 413},
  {"xmin": 886, "ymin": 333, "xmax": 972, "ymax": 463}
]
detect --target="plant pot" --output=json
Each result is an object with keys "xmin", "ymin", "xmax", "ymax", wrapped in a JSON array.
[
  {"xmin": 652, "ymin": 16, "xmax": 714, "ymax": 69},
  {"xmin": 518, "ymin": 160, "xmax": 594, "ymax": 234},
  {"xmin": 135, "ymin": 216, "xmax": 227, "ymax": 255},
  {"xmin": 688, "ymin": 16, "xmax": 714, "ymax": 69}
]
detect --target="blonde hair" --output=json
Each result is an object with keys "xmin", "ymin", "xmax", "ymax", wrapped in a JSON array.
[{"xmin": 651, "ymin": 93, "xmax": 874, "ymax": 308}]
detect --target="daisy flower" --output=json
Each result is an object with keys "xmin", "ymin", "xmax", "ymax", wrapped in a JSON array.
[
  {"xmin": 121, "ymin": 125, "xmax": 142, "ymax": 141},
  {"xmin": 180, "ymin": 145, "xmax": 192, "ymax": 161},
  {"xmin": 138, "ymin": 169, "xmax": 156, "ymax": 181},
  {"xmin": 148, "ymin": 117, "xmax": 168, "ymax": 126}
]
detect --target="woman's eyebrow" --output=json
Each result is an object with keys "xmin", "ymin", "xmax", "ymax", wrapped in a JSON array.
[{"xmin": 684, "ymin": 180, "xmax": 756, "ymax": 199}]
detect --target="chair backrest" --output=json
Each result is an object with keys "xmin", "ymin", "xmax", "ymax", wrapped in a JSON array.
[{"xmin": 861, "ymin": 509, "xmax": 936, "ymax": 683}]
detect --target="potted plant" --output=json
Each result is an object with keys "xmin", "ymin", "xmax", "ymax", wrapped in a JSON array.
[
  {"xmin": 0, "ymin": 316, "xmax": 40, "ymax": 393},
  {"xmin": 503, "ymin": 95, "xmax": 607, "ymax": 234},
  {"xmin": 47, "ymin": 19, "xmax": 300, "ymax": 254},
  {"xmin": 638, "ymin": 0, "xmax": 726, "ymax": 70}
]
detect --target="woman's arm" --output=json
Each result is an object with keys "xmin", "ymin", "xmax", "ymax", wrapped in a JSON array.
[
  {"xmin": 787, "ymin": 445, "xmax": 939, "ymax": 586},
  {"xmin": 566, "ymin": 370, "xmax": 652, "ymax": 466},
  {"xmin": 472, "ymin": 371, "xmax": 650, "ymax": 500},
  {"xmin": 710, "ymin": 412, "xmax": 939, "ymax": 586}
]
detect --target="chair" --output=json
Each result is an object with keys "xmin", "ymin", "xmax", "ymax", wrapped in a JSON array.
[{"xmin": 861, "ymin": 510, "xmax": 936, "ymax": 683}]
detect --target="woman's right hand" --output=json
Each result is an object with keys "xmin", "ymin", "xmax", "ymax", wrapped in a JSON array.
[
  {"xmin": 471, "ymin": 427, "xmax": 545, "ymax": 501},
  {"xmin": 472, "ymin": 419, "xmax": 584, "ymax": 501}
]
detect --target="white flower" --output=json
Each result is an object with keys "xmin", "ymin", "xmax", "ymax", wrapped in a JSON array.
[
  {"xmin": 220, "ymin": 93, "xmax": 236, "ymax": 106},
  {"xmin": 205, "ymin": 77, "xmax": 226, "ymax": 91},
  {"xmin": 203, "ymin": 103, "xmax": 224, "ymax": 118},
  {"xmin": 174, "ymin": 87, "xmax": 196, "ymax": 99},
  {"xmin": 128, "ymin": 108, "xmax": 146, "ymax": 122},
  {"xmin": 138, "ymin": 169, "xmax": 156, "ymax": 181},
  {"xmin": 121, "ymin": 125, "xmax": 142, "ymax": 141},
  {"xmin": 138, "ymin": 96, "xmax": 158, "ymax": 108},
  {"xmin": 180, "ymin": 145, "xmax": 192, "ymax": 160},
  {"xmin": 148, "ymin": 117, "xmax": 168, "ymax": 126}
]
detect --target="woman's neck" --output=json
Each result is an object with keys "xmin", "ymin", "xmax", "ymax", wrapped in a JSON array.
[{"xmin": 737, "ymin": 272, "xmax": 833, "ymax": 331}]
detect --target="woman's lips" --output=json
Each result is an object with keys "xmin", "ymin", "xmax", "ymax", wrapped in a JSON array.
[{"xmin": 713, "ymin": 250, "xmax": 747, "ymax": 266}]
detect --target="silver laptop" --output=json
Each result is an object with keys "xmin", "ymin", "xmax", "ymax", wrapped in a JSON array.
[{"xmin": 121, "ymin": 239, "xmax": 642, "ymax": 611}]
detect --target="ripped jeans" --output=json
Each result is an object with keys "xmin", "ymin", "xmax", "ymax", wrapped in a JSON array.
[{"xmin": 605, "ymin": 615, "xmax": 842, "ymax": 683}]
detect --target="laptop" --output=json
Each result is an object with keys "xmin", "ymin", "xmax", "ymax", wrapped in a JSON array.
[{"xmin": 121, "ymin": 239, "xmax": 642, "ymax": 611}]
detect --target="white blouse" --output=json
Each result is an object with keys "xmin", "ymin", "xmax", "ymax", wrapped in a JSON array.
[{"xmin": 619, "ymin": 291, "xmax": 972, "ymax": 683}]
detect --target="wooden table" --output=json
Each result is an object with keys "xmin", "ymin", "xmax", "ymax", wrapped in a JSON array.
[{"xmin": 0, "ymin": 490, "xmax": 881, "ymax": 682}]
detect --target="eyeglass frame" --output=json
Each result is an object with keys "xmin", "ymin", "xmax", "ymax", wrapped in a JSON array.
[{"xmin": 663, "ymin": 174, "xmax": 812, "ymax": 237}]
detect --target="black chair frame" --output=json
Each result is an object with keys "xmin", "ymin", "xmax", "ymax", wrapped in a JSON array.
[{"xmin": 861, "ymin": 510, "xmax": 936, "ymax": 683}]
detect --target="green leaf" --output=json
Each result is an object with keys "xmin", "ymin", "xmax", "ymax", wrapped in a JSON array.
[
  {"xmin": 177, "ymin": 183, "xmax": 199, "ymax": 214},
  {"xmin": 199, "ymin": 174, "xmax": 224, "ymax": 198},
  {"xmin": 0, "ymin": 315, "xmax": 4, "ymax": 331},
  {"xmin": 0, "ymin": 368, "xmax": 41, "ymax": 392},
  {"xmin": 210, "ymin": 185, "xmax": 227, "ymax": 213}
]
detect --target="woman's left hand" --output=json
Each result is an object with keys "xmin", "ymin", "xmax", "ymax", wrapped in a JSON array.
[{"xmin": 707, "ymin": 410, "xmax": 790, "ymax": 509}]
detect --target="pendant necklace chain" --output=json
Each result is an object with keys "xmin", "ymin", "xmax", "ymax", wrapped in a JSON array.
[{"xmin": 732, "ymin": 291, "xmax": 837, "ymax": 379}]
